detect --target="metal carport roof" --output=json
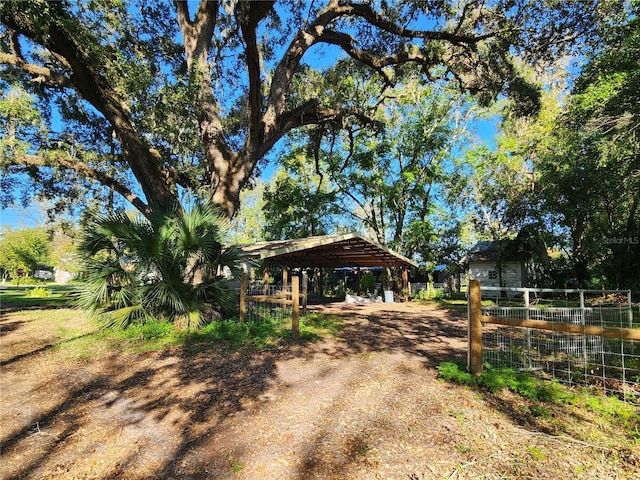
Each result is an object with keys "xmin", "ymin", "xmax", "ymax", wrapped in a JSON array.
[{"xmin": 234, "ymin": 233, "xmax": 418, "ymax": 269}]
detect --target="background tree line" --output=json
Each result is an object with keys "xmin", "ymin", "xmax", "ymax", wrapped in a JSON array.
[{"xmin": 1, "ymin": 1, "xmax": 637, "ymax": 326}]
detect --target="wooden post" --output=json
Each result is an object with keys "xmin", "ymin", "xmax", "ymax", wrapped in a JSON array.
[
  {"xmin": 402, "ymin": 267, "xmax": 409, "ymax": 302},
  {"xmin": 468, "ymin": 279, "xmax": 483, "ymax": 376},
  {"xmin": 317, "ymin": 267, "xmax": 323, "ymax": 298},
  {"xmin": 282, "ymin": 267, "xmax": 289, "ymax": 312},
  {"xmin": 239, "ymin": 271, "xmax": 247, "ymax": 323},
  {"xmin": 292, "ymin": 275, "xmax": 300, "ymax": 341},
  {"xmin": 355, "ymin": 267, "xmax": 361, "ymax": 295},
  {"xmin": 302, "ymin": 270, "xmax": 308, "ymax": 316},
  {"xmin": 263, "ymin": 259, "xmax": 270, "ymax": 295}
]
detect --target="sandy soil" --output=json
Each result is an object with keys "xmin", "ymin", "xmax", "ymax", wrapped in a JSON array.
[{"xmin": 1, "ymin": 300, "xmax": 638, "ymax": 479}]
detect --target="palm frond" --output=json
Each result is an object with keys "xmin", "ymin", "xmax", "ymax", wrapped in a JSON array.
[{"xmin": 76, "ymin": 199, "xmax": 241, "ymax": 329}]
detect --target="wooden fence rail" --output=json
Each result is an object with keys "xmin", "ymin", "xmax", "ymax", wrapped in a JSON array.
[
  {"xmin": 468, "ymin": 280, "xmax": 640, "ymax": 375},
  {"xmin": 239, "ymin": 272, "xmax": 303, "ymax": 340}
]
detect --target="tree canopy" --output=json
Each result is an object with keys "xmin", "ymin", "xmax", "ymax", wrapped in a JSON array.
[{"xmin": 0, "ymin": 0, "xmax": 612, "ymax": 218}]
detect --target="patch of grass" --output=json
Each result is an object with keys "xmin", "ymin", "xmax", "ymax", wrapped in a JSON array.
[
  {"xmin": 1, "ymin": 285, "xmax": 79, "ymax": 310},
  {"xmin": 437, "ymin": 361, "xmax": 640, "ymax": 441},
  {"xmin": 300, "ymin": 312, "xmax": 342, "ymax": 338},
  {"xmin": 572, "ymin": 390, "xmax": 640, "ymax": 439},
  {"xmin": 413, "ymin": 295, "xmax": 469, "ymax": 310},
  {"xmin": 413, "ymin": 288, "xmax": 445, "ymax": 301},
  {"xmin": 181, "ymin": 313, "xmax": 342, "ymax": 352},
  {"xmin": 438, "ymin": 361, "xmax": 569, "ymax": 402}
]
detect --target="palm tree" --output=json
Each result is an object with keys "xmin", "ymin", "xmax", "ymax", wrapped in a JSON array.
[{"xmin": 76, "ymin": 201, "xmax": 239, "ymax": 329}]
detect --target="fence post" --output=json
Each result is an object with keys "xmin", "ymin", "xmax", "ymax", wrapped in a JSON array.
[
  {"xmin": 263, "ymin": 259, "xmax": 270, "ymax": 295},
  {"xmin": 292, "ymin": 275, "xmax": 300, "ymax": 341},
  {"xmin": 628, "ymin": 290, "xmax": 633, "ymax": 328},
  {"xmin": 524, "ymin": 288, "xmax": 532, "ymax": 370},
  {"xmin": 468, "ymin": 279, "xmax": 483, "ymax": 376},
  {"xmin": 239, "ymin": 271, "xmax": 247, "ymax": 323}
]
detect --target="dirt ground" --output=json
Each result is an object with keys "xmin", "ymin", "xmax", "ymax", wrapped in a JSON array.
[{"xmin": 1, "ymin": 300, "xmax": 639, "ymax": 480}]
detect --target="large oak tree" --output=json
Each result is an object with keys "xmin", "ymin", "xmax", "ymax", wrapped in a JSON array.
[{"xmin": 1, "ymin": 0, "xmax": 613, "ymax": 218}]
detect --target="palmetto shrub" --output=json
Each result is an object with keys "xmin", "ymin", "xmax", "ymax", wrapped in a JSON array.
[{"xmin": 76, "ymin": 202, "xmax": 240, "ymax": 329}]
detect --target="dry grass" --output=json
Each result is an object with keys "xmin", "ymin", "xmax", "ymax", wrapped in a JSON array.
[{"xmin": 1, "ymin": 296, "xmax": 639, "ymax": 479}]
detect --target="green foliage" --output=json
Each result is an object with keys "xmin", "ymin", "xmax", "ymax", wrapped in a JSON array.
[
  {"xmin": 112, "ymin": 312, "xmax": 342, "ymax": 352},
  {"xmin": 76, "ymin": 201, "xmax": 240, "ymax": 329},
  {"xmin": 360, "ymin": 271, "xmax": 376, "ymax": 294},
  {"xmin": 121, "ymin": 319, "xmax": 175, "ymax": 341},
  {"xmin": 536, "ymin": 5, "xmax": 640, "ymax": 290},
  {"xmin": 0, "ymin": 284, "xmax": 78, "ymax": 310},
  {"xmin": 414, "ymin": 287, "xmax": 445, "ymax": 301},
  {"xmin": 437, "ymin": 361, "xmax": 474, "ymax": 384},
  {"xmin": 438, "ymin": 362, "xmax": 637, "ymax": 436},
  {"xmin": 262, "ymin": 159, "xmax": 339, "ymax": 240},
  {"xmin": 24, "ymin": 286, "xmax": 52, "ymax": 298},
  {"xmin": 0, "ymin": 227, "xmax": 51, "ymax": 277},
  {"xmin": 228, "ymin": 180, "xmax": 266, "ymax": 244},
  {"xmin": 437, "ymin": 361, "xmax": 569, "ymax": 403}
]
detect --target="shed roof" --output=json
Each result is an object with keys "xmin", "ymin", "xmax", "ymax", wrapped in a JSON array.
[
  {"xmin": 465, "ymin": 240, "xmax": 532, "ymax": 263},
  {"xmin": 234, "ymin": 233, "xmax": 418, "ymax": 269}
]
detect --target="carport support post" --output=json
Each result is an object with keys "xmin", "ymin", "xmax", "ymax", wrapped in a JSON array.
[
  {"xmin": 402, "ymin": 267, "xmax": 409, "ymax": 302},
  {"xmin": 282, "ymin": 267, "xmax": 289, "ymax": 312},
  {"xmin": 302, "ymin": 270, "xmax": 308, "ymax": 315},
  {"xmin": 468, "ymin": 279, "xmax": 483, "ymax": 376},
  {"xmin": 292, "ymin": 275, "xmax": 300, "ymax": 341},
  {"xmin": 317, "ymin": 267, "xmax": 324, "ymax": 298},
  {"xmin": 283, "ymin": 267, "xmax": 288, "ymax": 293},
  {"xmin": 263, "ymin": 259, "xmax": 270, "ymax": 295}
]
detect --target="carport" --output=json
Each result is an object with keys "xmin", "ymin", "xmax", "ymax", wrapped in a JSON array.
[{"xmin": 234, "ymin": 233, "xmax": 418, "ymax": 302}]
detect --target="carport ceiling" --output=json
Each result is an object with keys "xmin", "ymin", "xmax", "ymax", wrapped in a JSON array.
[{"xmin": 234, "ymin": 233, "xmax": 418, "ymax": 269}]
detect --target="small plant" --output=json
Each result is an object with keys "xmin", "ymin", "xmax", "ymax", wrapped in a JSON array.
[
  {"xmin": 123, "ymin": 319, "xmax": 176, "ymax": 340},
  {"xmin": 24, "ymin": 287, "xmax": 52, "ymax": 298},
  {"xmin": 414, "ymin": 287, "xmax": 445, "ymax": 301},
  {"xmin": 355, "ymin": 444, "xmax": 371, "ymax": 457},
  {"xmin": 437, "ymin": 361, "xmax": 473, "ymax": 384},
  {"xmin": 230, "ymin": 460, "xmax": 243, "ymax": 474},
  {"xmin": 437, "ymin": 361, "xmax": 569, "ymax": 403},
  {"xmin": 528, "ymin": 446, "xmax": 547, "ymax": 461}
]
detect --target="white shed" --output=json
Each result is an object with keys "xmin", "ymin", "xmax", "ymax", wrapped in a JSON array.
[{"xmin": 466, "ymin": 241, "xmax": 533, "ymax": 289}]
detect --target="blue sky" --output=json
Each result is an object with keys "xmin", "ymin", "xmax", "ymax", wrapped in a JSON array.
[{"xmin": 0, "ymin": 4, "xmax": 504, "ymax": 232}]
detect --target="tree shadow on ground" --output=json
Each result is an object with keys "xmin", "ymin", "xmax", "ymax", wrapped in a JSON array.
[
  {"xmin": 305, "ymin": 302, "xmax": 468, "ymax": 367},
  {"xmin": 3, "ymin": 300, "xmax": 598, "ymax": 480}
]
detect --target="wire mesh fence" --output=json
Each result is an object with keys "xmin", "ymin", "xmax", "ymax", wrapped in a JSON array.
[
  {"xmin": 242, "ymin": 280, "xmax": 307, "ymax": 327},
  {"xmin": 479, "ymin": 286, "xmax": 640, "ymax": 405},
  {"xmin": 242, "ymin": 281, "xmax": 289, "ymax": 324}
]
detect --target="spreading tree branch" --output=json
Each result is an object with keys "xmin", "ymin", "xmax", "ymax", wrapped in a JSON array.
[
  {"xmin": 11, "ymin": 152, "xmax": 148, "ymax": 213},
  {"xmin": 0, "ymin": 53, "xmax": 71, "ymax": 87}
]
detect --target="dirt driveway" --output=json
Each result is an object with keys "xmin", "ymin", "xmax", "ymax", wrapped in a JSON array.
[{"xmin": 1, "ymin": 300, "xmax": 638, "ymax": 479}]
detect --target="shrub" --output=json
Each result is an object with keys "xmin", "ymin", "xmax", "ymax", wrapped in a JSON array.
[
  {"xmin": 76, "ymin": 201, "xmax": 240, "ymax": 329},
  {"xmin": 414, "ymin": 287, "xmax": 445, "ymax": 300},
  {"xmin": 24, "ymin": 286, "xmax": 52, "ymax": 298}
]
